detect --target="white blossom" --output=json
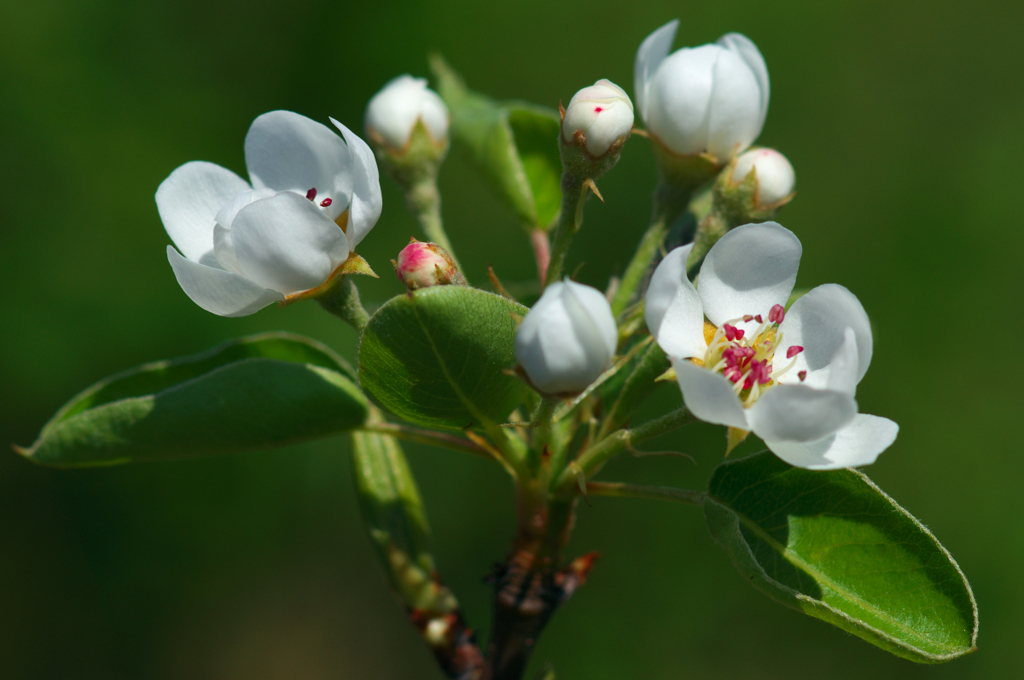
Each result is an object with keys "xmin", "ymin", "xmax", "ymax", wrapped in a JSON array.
[
  {"xmin": 515, "ymin": 280, "xmax": 617, "ymax": 395},
  {"xmin": 645, "ymin": 222, "xmax": 897, "ymax": 469},
  {"xmin": 562, "ymin": 79, "xmax": 634, "ymax": 157},
  {"xmin": 156, "ymin": 111, "xmax": 382, "ymax": 317},
  {"xmin": 365, "ymin": 75, "xmax": 450, "ymax": 149},
  {"xmin": 634, "ymin": 20, "xmax": 769, "ymax": 160}
]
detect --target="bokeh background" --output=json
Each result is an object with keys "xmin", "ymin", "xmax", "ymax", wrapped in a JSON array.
[{"xmin": 2, "ymin": 0, "xmax": 1020, "ymax": 677}]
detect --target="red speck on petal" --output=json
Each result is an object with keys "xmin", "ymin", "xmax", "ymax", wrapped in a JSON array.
[
  {"xmin": 306, "ymin": 188, "xmax": 317, "ymax": 201},
  {"xmin": 320, "ymin": 198, "xmax": 333, "ymax": 207},
  {"xmin": 786, "ymin": 345, "xmax": 804, "ymax": 359},
  {"xmin": 594, "ymin": 106, "xmax": 603, "ymax": 113}
]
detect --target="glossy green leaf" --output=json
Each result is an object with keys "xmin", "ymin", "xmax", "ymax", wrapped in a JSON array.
[
  {"xmin": 431, "ymin": 54, "xmax": 562, "ymax": 231},
  {"xmin": 20, "ymin": 332, "xmax": 368, "ymax": 467},
  {"xmin": 704, "ymin": 451, "xmax": 978, "ymax": 663},
  {"xmin": 358, "ymin": 285, "xmax": 530, "ymax": 430}
]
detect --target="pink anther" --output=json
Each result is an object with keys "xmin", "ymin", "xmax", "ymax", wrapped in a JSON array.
[
  {"xmin": 723, "ymin": 324, "xmax": 745, "ymax": 342},
  {"xmin": 798, "ymin": 370, "xmax": 807, "ymax": 382},
  {"xmin": 768, "ymin": 304, "xmax": 785, "ymax": 324},
  {"xmin": 320, "ymin": 197, "xmax": 333, "ymax": 207},
  {"xmin": 306, "ymin": 188, "xmax": 317, "ymax": 201},
  {"xmin": 786, "ymin": 345, "xmax": 804, "ymax": 359}
]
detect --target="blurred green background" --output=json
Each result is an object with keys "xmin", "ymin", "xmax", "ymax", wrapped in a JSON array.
[{"xmin": 2, "ymin": 0, "xmax": 1020, "ymax": 677}]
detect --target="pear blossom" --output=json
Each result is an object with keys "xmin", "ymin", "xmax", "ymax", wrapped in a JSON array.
[
  {"xmin": 645, "ymin": 222, "xmax": 897, "ymax": 469},
  {"xmin": 732, "ymin": 148, "xmax": 795, "ymax": 206},
  {"xmin": 156, "ymin": 110, "xmax": 382, "ymax": 317},
  {"xmin": 562, "ymin": 79, "xmax": 635, "ymax": 157},
  {"xmin": 634, "ymin": 20, "xmax": 769, "ymax": 161},
  {"xmin": 365, "ymin": 75, "xmax": 450, "ymax": 150},
  {"xmin": 515, "ymin": 280, "xmax": 617, "ymax": 395}
]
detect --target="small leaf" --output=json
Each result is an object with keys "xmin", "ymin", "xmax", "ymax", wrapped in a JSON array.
[
  {"xmin": 20, "ymin": 333, "xmax": 368, "ymax": 467},
  {"xmin": 704, "ymin": 451, "xmax": 978, "ymax": 663},
  {"xmin": 431, "ymin": 54, "xmax": 562, "ymax": 231},
  {"xmin": 358, "ymin": 285, "xmax": 530, "ymax": 430}
]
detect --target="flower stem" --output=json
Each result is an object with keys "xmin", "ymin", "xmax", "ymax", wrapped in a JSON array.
[
  {"xmin": 408, "ymin": 174, "xmax": 461, "ymax": 273},
  {"xmin": 586, "ymin": 481, "xmax": 705, "ymax": 506},
  {"xmin": 530, "ymin": 228, "xmax": 551, "ymax": 289},
  {"xmin": 610, "ymin": 181, "xmax": 694, "ymax": 317},
  {"xmin": 318, "ymin": 275, "xmax": 370, "ymax": 332},
  {"xmin": 685, "ymin": 207, "xmax": 729, "ymax": 280},
  {"xmin": 543, "ymin": 173, "xmax": 587, "ymax": 288},
  {"xmin": 554, "ymin": 407, "xmax": 693, "ymax": 494},
  {"xmin": 528, "ymin": 396, "xmax": 560, "ymax": 475}
]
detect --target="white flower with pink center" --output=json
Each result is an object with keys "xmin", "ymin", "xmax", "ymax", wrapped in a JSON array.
[
  {"xmin": 645, "ymin": 222, "xmax": 898, "ymax": 470},
  {"xmin": 156, "ymin": 110, "xmax": 382, "ymax": 317}
]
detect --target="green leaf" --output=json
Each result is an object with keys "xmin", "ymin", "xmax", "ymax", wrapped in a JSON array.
[
  {"xmin": 704, "ymin": 451, "xmax": 978, "ymax": 663},
  {"xmin": 20, "ymin": 332, "xmax": 368, "ymax": 467},
  {"xmin": 430, "ymin": 54, "xmax": 562, "ymax": 231},
  {"xmin": 358, "ymin": 285, "xmax": 530, "ymax": 430}
]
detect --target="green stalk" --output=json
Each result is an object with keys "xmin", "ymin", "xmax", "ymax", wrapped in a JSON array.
[
  {"xmin": 543, "ymin": 173, "xmax": 587, "ymax": 287},
  {"xmin": 586, "ymin": 481, "xmax": 706, "ymax": 506},
  {"xmin": 318, "ymin": 275, "xmax": 370, "ymax": 332},
  {"xmin": 407, "ymin": 173, "xmax": 461, "ymax": 271}
]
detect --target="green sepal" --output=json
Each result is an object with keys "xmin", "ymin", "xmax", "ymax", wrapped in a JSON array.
[
  {"xmin": 358, "ymin": 285, "xmax": 530, "ymax": 430},
  {"xmin": 19, "ymin": 332, "xmax": 368, "ymax": 467},
  {"xmin": 704, "ymin": 451, "xmax": 978, "ymax": 663},
  {"xmin": 430, "ymin": 54, "xmax": 562, "ymax": 231}
]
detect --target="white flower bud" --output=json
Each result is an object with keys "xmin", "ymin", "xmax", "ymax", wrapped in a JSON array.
[
  {"xmin": 635, "ymin": 21, "xmax": 769, "ymax": 161},
  {"xmin": 365, "ymin": 75, "xmax": 450, "ymax": 150},
  {"xmin": 562, "ymin": 79, "xmax": 634, "ymax": 157},
  {"xmin": 732, "ymin": 148, "xmax": 795, "ymax": 206},
  {"xmin": 514, "ymin": 280, "xmax": 617, "ymax": 395}
]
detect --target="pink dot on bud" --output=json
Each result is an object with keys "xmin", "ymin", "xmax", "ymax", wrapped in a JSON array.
[
  {"xmin": 798, "ymin": 370, "xmax": 807, "ymax": 382},
  {"xmin": 594, "ymin": 106, "xmax": 603, "ymax": 113},
  {"xmin": 768, "ymin": 304, "xmax": 786, "ymax": 324},
  {"xmin": 306, "ymin": 188, "xmax": 317, "ymax": 201},
  {"xmin": 786, "ymin": 345, "xmax": 804, "ymax": 359},
  {"xmin": 320, "ymin": 198, "xmax": 333, "ymax": 207}
]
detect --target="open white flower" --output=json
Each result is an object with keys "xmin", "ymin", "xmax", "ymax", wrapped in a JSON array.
[
  {"xmin": 156, "ymin": 110, "xmax": 382, "ymax": 317},
  {"xmin": 645, "ymin": 222, "xmax": 897, "ymax": 469},
  {"xmin": 515, "ymin": 280, "xmax": 617, "ymax": 395},
  {"xmin": 562, "ymin": 79, "xmax": 634, "ymax": 157},
  {"xmin": 634, "ymin": 20, "xmax": 768, "ymax": 161}
]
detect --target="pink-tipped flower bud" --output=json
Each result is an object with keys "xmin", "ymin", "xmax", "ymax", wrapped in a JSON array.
[
  {"xmin": 561, "ymin": 79, "xmax": 635, "ymax": 157},
  {"xmin": 732, "ymin": 148, "xmax": 795, "ymax": 207},
  {"xmin": 392, "ymin": 239, "xmax": 466, "ymax": 290}
]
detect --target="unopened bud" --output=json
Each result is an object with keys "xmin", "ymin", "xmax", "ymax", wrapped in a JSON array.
[
  {"xmin": 365, "ymin": 75, "xmax": 450, "ymax": 151},
  {"xmin": 514, "ymin": 280, "xmax": 617, "ymax": 395},
  {"xmin": 561, "ymin": 79, "xmax": 634, "ymax": 158},
  {"xmin": 392, "ymin": 239, "xmax": 465, "ymax": 290},
  {"xmin": 731, "ymin": 148, "xmax": 795, "ymax": 207}
]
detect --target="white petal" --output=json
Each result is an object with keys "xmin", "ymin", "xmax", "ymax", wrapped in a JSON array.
[
  {"xmin": 244, "ymin": 110, "xmax": 354, "ymax": 224},
  {"xmin": 697, "ymin": 221, "xmax": 801, "ymax": 334},
  {"xmin": 167, "ymin": 246, "xmax": 283, "ymax": 317},
  {"xmin": 230, "ymin": 192, "xmax": 349, "ymax": 295},
  {"xmin": 765, "ymin": 414, "xmax": 898, "ymax": 470},
  {"xmin": 747, "ymin": 384, "xmax": 857, "ymax": 443},
  {"xmin": 674, "ymin": 359, "xmax": 749, "ymax": 430},
  {"xmin": 155, "ymin": 161, "xmax": 250, "ymax": 262},
  {"xmin": 645, "ymin": 44, "xmax": 720, "ymax": 155},
  {"xmin": 211, "ymin": 187, "xmax": 279, "ymax": 274},
  {"xmin": 645, "ymin": 244, "xmax": 707, "ymax": 360},
  {"xmin": 717, "ymin": 33, "xmax": 769, "ymax": 135},
  {"xmin": 705, "ymin": 48, "xmax": 764, "ymax": 161},
  {"xmin": 732, "ymin": 148, "xmax": 794, "ymax": 206},
  {"xmin": 563, "ymin": 279, "xmax": 618, "ymax": 358},
  {"xmin": 331, "ymin": 118, "xmax": 383, "ymax": 249},
  {"xmin": 776, "ymin": 283, "xmax": 873, "ymax": 386},
  {"xmin": 633, "ymin": 19, "xmax": 678, "ymax": 123}
]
